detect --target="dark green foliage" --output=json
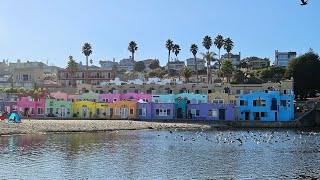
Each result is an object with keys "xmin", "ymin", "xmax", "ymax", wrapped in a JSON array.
[
  {"xmin": 259, "ymin": 66, "xmax": 286, "ymax": 82},
  {"xmin": 149, "ymin": 59, "xmax": 161, "ymax": 69},
  {"xmin": 231, "ymin": 69, "xmax": 245, "ymax": 84},
  {"xmin": 285, "ymin": 50, "xmax": 320, "ymax": 97}
]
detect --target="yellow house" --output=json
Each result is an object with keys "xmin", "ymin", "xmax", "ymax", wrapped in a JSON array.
[
  {"xmin": 208, "ymin": 92, "xmax": 231, "ymax": 104},
  {"xmin": 95, "ymin": 102, "xmax": 108, "ymax": 118},
  {"xmin": 103, "ymin": 100, "xmax": 137, "ymax": 119},
  {"xmin": 72, "ymin": 100, "xmax": 96, "ymax": 118}
]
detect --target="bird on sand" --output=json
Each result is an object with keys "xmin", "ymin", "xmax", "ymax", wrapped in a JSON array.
[{"xmin": 301, "ymin": 0, "xmax": 308, "ymax": 6}]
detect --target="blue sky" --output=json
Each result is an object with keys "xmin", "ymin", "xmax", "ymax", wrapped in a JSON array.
[{"xmin": 0, "ymin": 0, "xmax": 319, "ymax": 67}]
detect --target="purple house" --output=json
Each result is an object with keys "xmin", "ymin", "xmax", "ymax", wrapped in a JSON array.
[
  {"xmin": 137, "ymin": 102, "xmax": 152, "ymax": 119},
  {"xmin": 17, "ymin": 97, "xmax": 46, "ymax": 118},
  {"xmin": 151, "ymin": 103, "xmax": 175, "ymax": 119},
  {"xmin": 187, "ymin": 103, "xmax": 235, "ymax": 120},
  {"xmin": 121, "ymin": 93, "xmax": 152, "ymax": 102},
  {"xmin": 99, "ymin": 94, "xmax": 121, "ymax": 103}
]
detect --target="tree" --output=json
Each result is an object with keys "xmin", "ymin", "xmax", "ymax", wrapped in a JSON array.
[
  {"xmin": 17, "ymin": 87, "xmax": 25, "ymax": 93},
  {"xmin": 90, "ymin": 59, "xmax": 93, "ymax": 65},
  {"xmin": 285, "ymin": 50, "xmax": 320, "ymax": 98},
  {"xmin": 128, "ymin": 41, "xmax": 138, "ymax": 61},
  {"xmin": 134, "ymin": 61, "xmax": 145, "ymax": 72},
  {"xmin": 201, "ymin": 51, "xmax": 216, "ymax": 84},
  {"xmin": 231, "ymin": 69, "xmax": 245, "ymax": 84},
  {"xmin": 66, "ymin": 55, "xmax": 79, "ymax": 86},
  {"xmin": 259, "ymin": 66, "xmax": 286, "ymax": 82},
  {"xmin": 149, "ymin": 59, "xmax": 161, "ymax": 69},
  {"xmin": 82, "ymin": 43, "xmax": 92, "ymax": 84},
  {"xmin": 148, "ymin": 68, "xmax": 167, "ymax": 78},
  {"xmin": 190, "ymin": 44, "xmax": 199, "ymax": 83},
  {"xmin": 181, "ymin": 67, "xmax": 193, "ymax": 82},
  {"xmin": 221, "ymin": 59, "xmax": 234, "ymax": 83},
  {"xmin": 172, "ymin": 44, "xmax": 181, "ymax": 60},
  {"xmin": 223, "ymin": 38, "xmax": 234, "ymax": 59},
  {"xmin": 166, "ymin": 39, "xmax": 174, "ymax": 71},
  {"xmin": 214, "ymin": 35, "xmax": 224, "ymax": 73},
  {"xmin": 202, "ymin": 35, "xmax": 213, "ymax": 84}
]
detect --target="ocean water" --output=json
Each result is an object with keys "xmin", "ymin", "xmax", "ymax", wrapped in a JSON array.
[{"xmin": 0, "ymin": 128, "xmax": 319, "ymax": 179}]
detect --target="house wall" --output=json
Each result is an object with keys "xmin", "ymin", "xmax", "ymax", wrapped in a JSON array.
[
  {"xmin": 17, "ymin": 97, "xmax": 46, "ymax": 117},
  {"xmin": 45, "ymin": 98, "xmax": 73, "ymax": 118},
  {"xmin": 99, "ymin": 94, "xmax": 121, "ymax": 103},
  {"xmin": 102, "ymin": 101, "xmax": 137, "ymax": 119},
  {"xmin": 151, "ymin": 103, "xmax": 175, "ymax": 119},
  {"xmin": 187, "ymin": 104, "xmax": 235, "ymax": 120},
  {"xmin": 72, "ymin": 100, "xmax": 96, "ymax": 118},
  {"xmin": 137, "ymin": 102, "xmax": 152, "ymax": 119}
]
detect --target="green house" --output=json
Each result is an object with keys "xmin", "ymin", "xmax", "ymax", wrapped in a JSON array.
[{"xmin": 45, "ymin": 98, "xmax": 73, "ymax": 118}]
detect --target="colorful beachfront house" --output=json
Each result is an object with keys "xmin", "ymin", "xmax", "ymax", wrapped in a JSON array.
[
  {"xmin": 45, "ymin": 97, "xmax": 73, "ymax": 118},
  {"xmin": 187, "ymin": 103, "xmax": 235, "ymax": 120},
  {"xmin": 237, "ymin": 90, "xmax": 294, "ymax": 121},
  {"xmin": 209, "ymin": 92, "xmax": 238, "ymax": 119},
  {"xmin": 103, "ymin": 101, "xmax": 137, "ymax": 119},
  {"xmin": 0, "ymin": 93, "xmax": 19, "ymax": 115},
  {"xmin": 137, "ymin": 102, "xmax": 152, "ymax": 119},
  {"xmin": 50, "ymin": 91, "xmax": 75, "ymax": 102},
  {"xmin": 74, "ymin": 91, "xmax": 100, "ymax": 102},
  {"xmin": 72, "ymin": 100, "xmax": 96, "ymax": 118},
  {"xmin": 99, "ymin": 94, "xmax": 121, "ymax": 103},
  {"xmin": 95, "ymin": 102, "xmax": 108, "ymax": 118},
  {"xmin": 17, "ymin": 97, "xmax": 46, "ymax": 118},
  {"xmin": 151, "ymin": 103, "xmax": 175, "ymax": 119}
]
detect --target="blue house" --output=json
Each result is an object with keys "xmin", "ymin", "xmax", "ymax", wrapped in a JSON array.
[{"xmin": 237, "ymin": 90, "xmax": 294, "ymax": 121}]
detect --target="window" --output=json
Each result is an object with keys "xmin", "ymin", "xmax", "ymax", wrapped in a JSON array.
[
  {"xmin": 97, "ymin": 108, "xmax": 102, "ymax": 115},
  {"xmin": 240, "ymin": 100, "xmax": 248, "ymax": 106},
  {"xmin": 106, "ymin": 108, "xmax": 111, "ymax": 115},
  {"xmin": 113, "ymin": 99, "xmax": 117, "ymax": 102},
  {"xmin": 189, "ymin": 109, "xmax": 200, "ymax": 116},
  {"xmin": 230, "ymin": 100, "xmax": 237, "ymax": 106},
  {"xmin": 115, "ymin": 108, "xmax": 120, "ymax": 115},
  {"xmin": 55, "ymin": 108, "xmax": 59, "ymax": 114},
  {"xmin": 30, "ymin": 108, "xmax": 34, "ymax": 115},
  {"xmin": 129, "ymin": 108, "xmax": 134, "ymax": 115},
  {"xmin": 143, "ymin": 99, "xmax": 149, "ymax": 102},
  {"xmin": 253, "ymin": 100, "xmax": 266, "ymax": 107},
  {"xmin": 280, "ymin": 100, "xmax": 286, "ymax": 107},
  {"xmin": 67, "ymin": 108, "xmax": 70, "ymax": 114},
  {"xmin": 13, "ymin": 105, "xmax": 18, "ymax": 111},
  {"xmin": 139, "ymin": 108, "xmax": 147, "ymax": 116},
  {"xmin": 156, "ymin": 109, "xmax": 170, "ymax": 116},
  {"xmin": 212, "ymin": 99, "xmax": 224, "ymax": 104},
  {"xmin": 208, "ymin": 109, "xmax": 218, "ymax": 117},
  {"xmin": 155, "ymin": 99, "xmax": 159, "ymax": 103},
  {"xmin": 37, "ymin": 108, "xmax": 44, "ymax": 115},
  {"xmin": 261, "ymin": 112, "xmax": 268, "ymax": 117}
]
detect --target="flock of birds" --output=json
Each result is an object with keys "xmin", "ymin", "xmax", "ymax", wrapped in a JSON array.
[{"xmin": 157, "ymin": 128, "xmax": 319, "ymax": 146}]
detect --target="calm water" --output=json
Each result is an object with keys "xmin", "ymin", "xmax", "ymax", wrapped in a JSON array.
[{"xmin": 0, "ymin": 128, "xmax": 320, "ymax": 179}]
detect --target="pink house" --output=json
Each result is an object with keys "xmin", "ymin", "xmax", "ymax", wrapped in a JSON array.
[
  {"xmin": 50, "ymin": 91, "xmax": 75, "ymax": 102},
  {"xmin": 99, "ymin": 93, "xmax": 121, "ymax": 103},
  {"xmin": 17, "ymin": 97, "xmax": 46, "ymax": 118}
]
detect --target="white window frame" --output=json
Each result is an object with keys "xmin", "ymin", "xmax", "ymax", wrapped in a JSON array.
[
  {"xmin": 106, "ymin": 108, "xmax": 111, "ymax": 115},
  {"xmin": 115, "ymin": 108, "xmax": 120, "ymax": 115}
]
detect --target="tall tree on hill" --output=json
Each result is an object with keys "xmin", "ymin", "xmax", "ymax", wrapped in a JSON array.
[
  {"xmin": 221, "ymin": 59, "xmax": 234, "ymax": 83},
  {"xmin": 172, "ymin": 44, "xmax": 181, "ymax": 60},
  {"xmin": 190, "ymin": 44, "xmax": 199, "ymax": 83},
  {"xmin": 202, "ymin": 35, "xmax": 213, "ymax": 84},
  {"xmin": 128, "ymin": 41, "xmax": 138, "ymax": 61},
  {"xmin": 166, "ymin": 39, "xmax": 174, "ymax": 74},
  {"xmin": 82, "ymin": 43, "xmax": 92, "ymax": 84},
  {"xmin": 214, "ymin": 35, "xmax": 224, "ymax": 74},
  {"xmin": 223, "ymin": 38, "xmax": 234, "ymax": 60},
  {"xmin": 66, "ymin": 55, "xmax": 78, "ymax": 86}
]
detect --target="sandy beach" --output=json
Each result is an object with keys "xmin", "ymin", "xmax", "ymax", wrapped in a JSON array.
[{"xmin": 0, "ymin": 119, "xmax": 212, "ymax": 135}]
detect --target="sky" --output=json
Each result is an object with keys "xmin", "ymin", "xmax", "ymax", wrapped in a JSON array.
[{"xmin": 0, "ymin": 0, "xmax": 319, "ymax": 67}]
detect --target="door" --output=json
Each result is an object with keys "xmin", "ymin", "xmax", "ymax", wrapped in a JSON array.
[
  {"xmin": 82, "ymin": 107, "xmax": 87, "ymax": 118},
  {"xmin": 121, "ymin": 108, "xmax": 128, "ymax": 119},
  {"xmin": 177, "ymin": 108, "xmax": 183, "ymax": 119},
  {"xmin": 219, "ymin": 108, "xmax": 225, "ymax": 120},
  {"xmin": 5, "ymin": 106, "xmax": 10, "ymax": 114},
  {"xmin": 275, "ymin": 112, "xmax": 278, "ymax": 121},
  {"xmin": 60, "ymin": 108, "xmax": 66, "ymax": 117},
  {"xmin": 245, "ymin": 112, "xmax": 250, "ymax": 120},
  {"xmin": 24, "ymin": 108, "xmax": 29, "ymax": 116}
]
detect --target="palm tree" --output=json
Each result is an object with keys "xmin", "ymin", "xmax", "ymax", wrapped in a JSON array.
[
  {"xmin": 214, "ymin": 35, "xmax": 224, "ymax": 73},
  {"xmin": 202, "ymin": 35, "xmax": 213, "ymax": 84},
  {"xmin": 181, "ymin": 67, "xmax": 193, "ymax": 83},
  {"xmin": 90, "ymin": 59, "xmax": 93, "ymax": 65},
  {"xmin": 66, "ymin": 55, "xmax": 78, "ymax": 86},
  {"xmin": 190, "ymin": 44, "xmax": 199, "ymax": 83},
  {"xmin": 82, "ymin": 43, "xmax": 92, "ymax": 84},
  {"xmin": 128, "ymin": 41, "xmax": 138, "ymax": 61},
  {"xmin": 166, "ymin": 39, "xmax": 174, "ymax": 73},
  {"xmin": 172, "ymin": 44, "xmax": 181, "ymax": 60},
  {"xmin": 223, "ymin": 38, "xmax": 234, "ymax": 60}
]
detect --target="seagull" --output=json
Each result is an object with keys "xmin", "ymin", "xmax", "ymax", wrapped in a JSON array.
[
  {"xmin": 236, "ymin": 138, "xmax": 243, "ymax": 144},
  {"xmin": 301, "ymin": 0, "xmax": 308, "ymax": 6}
]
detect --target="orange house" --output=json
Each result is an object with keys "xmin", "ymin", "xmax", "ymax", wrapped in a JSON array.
[{"xmin": 103, "ymin": 100, "xmax": 137, "ymax": 119}]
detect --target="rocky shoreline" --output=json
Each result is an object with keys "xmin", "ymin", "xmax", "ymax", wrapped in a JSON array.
[{"xmin": 0, "ymin": 119, "xmax": 212, "ymax": 136}]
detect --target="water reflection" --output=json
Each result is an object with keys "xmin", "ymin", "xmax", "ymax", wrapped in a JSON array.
[{"xmin": 0, "ymin": 129, "xmax": 320, "ymax": 179}]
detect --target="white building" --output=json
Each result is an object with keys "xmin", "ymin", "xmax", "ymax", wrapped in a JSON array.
[
  {"xmin": 274, "ymin": 50, "xmax": 297, "ymax": 67},
  {"xmin": 221, "ymin": 52, "xmax": 241, "ymax": 67}
]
